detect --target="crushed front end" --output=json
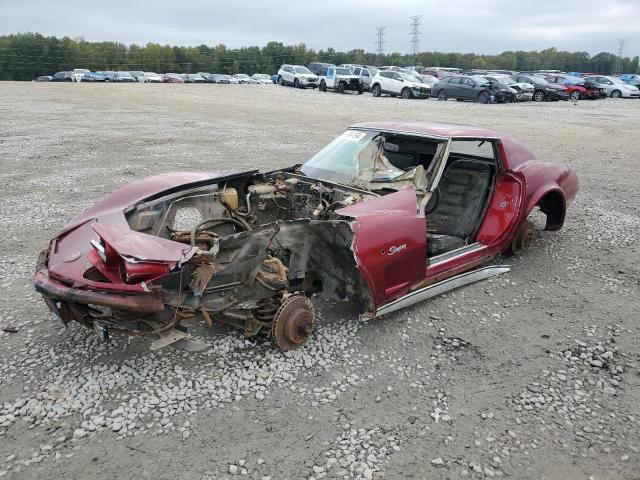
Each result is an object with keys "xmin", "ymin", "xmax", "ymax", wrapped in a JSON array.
[{"xmin": 34, "ymin": 170, "xmax": 374, "ymax": 351}]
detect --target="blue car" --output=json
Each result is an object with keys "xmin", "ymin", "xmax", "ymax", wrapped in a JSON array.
[{"xmin": 619, "ymin": 74, "xmax": 640, "ymax": 87}]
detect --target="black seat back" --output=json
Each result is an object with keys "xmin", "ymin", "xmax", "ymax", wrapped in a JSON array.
[{"xmin": 428, "ymin": 159, "xmax": 492, "ymax": 239}]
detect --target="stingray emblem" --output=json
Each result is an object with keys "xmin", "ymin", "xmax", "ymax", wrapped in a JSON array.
[{"xmin": 388, "ymin": 244, "xmax": 407, "ymax": 256}]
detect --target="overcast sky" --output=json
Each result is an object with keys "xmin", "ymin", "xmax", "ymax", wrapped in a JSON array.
[{"xmin": 2, "ymin": 0, "xmax": 638, "ymax": 56}]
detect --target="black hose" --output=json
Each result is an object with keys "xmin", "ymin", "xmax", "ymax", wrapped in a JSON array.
[{"xmin": 190, "ymin": 217, "xmax": 249, "ymax": 246}]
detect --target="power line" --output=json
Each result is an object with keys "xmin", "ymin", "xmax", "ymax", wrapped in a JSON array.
[
  {"xmin": 409, "ymin": 15, "xmax": 423, "ymax": 64},
  {"xmin": 375, "ymin": 26, "xmax": 386, "ymax": 66}
]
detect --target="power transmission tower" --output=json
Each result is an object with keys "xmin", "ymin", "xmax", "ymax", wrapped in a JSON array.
[
  {"xmin": 375, "ymin": 26, "xmax": 386, "ymax": 66},
  {"xmin": 409, "ymin": 15, "xmax": 423, "ymax": 65},
  {"xmin": 613, "ymin": 39, "xmax": 627, "ymax": 74}
]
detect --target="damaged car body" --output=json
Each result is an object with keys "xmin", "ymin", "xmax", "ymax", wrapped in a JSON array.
[{"xmin": 34, "ymin": 122, "xmax": 579, "ymax": 351}]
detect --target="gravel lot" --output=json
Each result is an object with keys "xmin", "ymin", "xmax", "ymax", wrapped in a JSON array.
[{"xmin": 0, "ymin": 82, "xmax": 639, "ymax": 480}]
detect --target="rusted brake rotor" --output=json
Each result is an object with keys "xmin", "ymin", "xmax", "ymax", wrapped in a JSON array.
[{"xmin": 270, "ymin": 295, "xmax": 315, "ymax": 351}]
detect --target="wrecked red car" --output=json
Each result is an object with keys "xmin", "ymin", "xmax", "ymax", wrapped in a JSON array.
[{"xmin": 34, "ymin": 122, "xmax": 578, "ymax": 351}]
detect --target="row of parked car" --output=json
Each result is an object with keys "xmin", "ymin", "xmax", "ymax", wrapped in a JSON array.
[
  {"xmin": 276, "ymin": 63, "xmax": 640, "ymax": 103},
  {"xmin": 36, "ymin": 65, "xmax": 640, "ymax": 104},
  {"xmin": 36, "ymin": 69, "xmax": 274, "ymax": 84}
]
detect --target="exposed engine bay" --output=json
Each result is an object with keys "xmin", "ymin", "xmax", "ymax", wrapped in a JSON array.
[{"xmin": 119, "ymin": 170, "xmax": 376, "ymax": 349}]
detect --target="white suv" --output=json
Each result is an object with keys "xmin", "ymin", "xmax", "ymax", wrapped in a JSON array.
[
  {"xmin": 71, "ymin": 69, "xmax": 90, "ymax": 82},
  {"xmin": 370, "ymin": 71, "xmax": 431, "ymax": 99},
  {"xmin": 277, "ymin": 65, "xmax": 319, "ymax": 89}
]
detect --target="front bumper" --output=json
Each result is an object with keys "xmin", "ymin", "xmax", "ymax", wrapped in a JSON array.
[
  {"xmin": 547, "ymin": 89, "xmax": 569, "ymax": 101},
  {"xmin": 34, "ymin": 248, "xmax": 165, "ymax": 319},
  {"xmin": 411, "ymin": 87, "xmax": 431, "ymax": 98}
]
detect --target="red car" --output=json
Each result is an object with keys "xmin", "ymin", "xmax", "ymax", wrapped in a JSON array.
[
  {"xmin": 545, "ymin": 74, "xmax": 605, "ymax": 100},
  {"xmin": 34, "ymin": 122, "xmax": 578, "ymax": 351}
]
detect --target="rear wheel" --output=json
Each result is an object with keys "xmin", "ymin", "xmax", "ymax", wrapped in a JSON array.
[
  {"xmin": 509, "ymin": 220, "xmax": 535, "ymax": 254},
  {"xmin": 437, "ymin": 90, "xmax": 448, "ymax": 101},
  {"xmin": 358, "ymin": 85, "xmax": 364, "ymax": 95},
  {"xmin": 569, "ymin": 90, "xmax": 581, "ymax": 101},
  {"xmin": 277, "ymin": 76, "xmax": 284, "ymax": 85},
  {"xmin": 372, "ymin": 84, "xmax": 382, "ymax": 97},
  {"xmin": 338, "ymin": 81, "xmax": 345, "ymax": 94},
  {"xmin": 401, "ymin": 87, "xmax": 412, "ymax": 99},
  {"xmin": 294, "ymin": 78, "xmax": 300, "ymax": 88},
  {"xmin": 533, "ymin": 90, "xmax": 545, "ymax": 102},
  {"xmin": 611, "ymin": 89, "xmax": 622, "ymax": 98},
  {"xmin": 319, "ymin": 81, "xmax": 327, "ymax": 92}
]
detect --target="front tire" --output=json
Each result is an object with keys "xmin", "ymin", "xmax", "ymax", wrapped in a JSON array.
[
  {"xmin": 337, "ymin": 82, "xmax": 345, "ymax": 94},
  {"xmin": 533, "ymin": 90, "xmax": 545, "ymax": 102},
  {"xmin": 277, "ymin": 76, "xmax": 284, "ymax": 86},
  {"xmin": 319, "ymin": 81, "xmax": 327, "ymax": 92},
  {"xmin": 570, "ymin": 90, "xmax": 581, "ymax": 101},
  {"xmin": 478, "ymin": 91, "xmax": 491, "ymax": 104},
  {"xmin": 372, "ymin": 84, "xmax": 382, "ymax": 97},
  {"xmin": 437, "ymin": 90, "xmax": 448, "ymax": 101},
  {"xmin": 611, "ymin": 90, "xmax": 622, "ymax": 98},
  {"xmin": 358, "ymin": 85, "xmax": 364, "ymax": 95},
  {"xmin": 401, "ymin": 87, "xmax": 412, "ymax": 99},
  {"xmin": 294, "ymin": 78, "xmax": 300, "ymax": 89}
]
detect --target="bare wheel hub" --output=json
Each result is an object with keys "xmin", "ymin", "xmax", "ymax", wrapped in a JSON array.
[{"xmin": 270, "ymin": 295, "xmax": 315, "ymax": 351}]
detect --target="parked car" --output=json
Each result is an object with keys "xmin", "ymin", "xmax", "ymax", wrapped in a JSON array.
[
  {"xmin": 420, "ymin": 67, "xmax": 462, "ymax": 78},
  {"xmin": 544, "ymin": 74, "xmax": 605, "ymax": 100},
  {"xmin": 277, "ymin": 65, "xmax": 319, "ymax": 89},
  {"xmin": 512, "ymin": 75, "xmax": 570, "ymax": 102},
  {"xmin": 112, "ymin": 71, "xmax": 137, "ymax": 83},
  {"xmin": 251, "ymin": 74, "xmax": 273, "ymax": 84},
  {"xmin": 618, "ymin": 74, "xmax": 640, "ymax": 88},
  {"xmin": 70, "ymin": 69, "xmax": 90, "ymax": 82},
  {"xmin": 101, "ymin": 71, "xmax": 117, "ymax": 82},
  {"xmin": 307, "ymin": 62, "xmax": 335, "ymax": 76},
  {"xmin": 209, "ymin": 74, "xmax": 230, "ymax": 84},
  {"xmin": 483, "ymin": 75, "xmax": 534, "ymax": 101},
  {"xmin": 129, "ymin": 71, "xmax": 146, "ymax": 82},
  {"xmin": 143, "ymin": 72, "xmax": 164, "ymax": 83},
  {"xmin": 226, "ymin": 75, "xmax": 240, "ymax": 84},
  {"xmin": 432, "ymin": 75, "xmax": 514, "ymax": 103},
  {"xmin": 371, "ymin": 71, "xmax": 431, "ymax": 99},
  {"xmin": 584, "ymin": 75, "xmax": 640, "ymax": 98},
  {"xmin": 232, "ymin": 74, "xmax": 251, "ymax": 84},
  {"xmin": 50, "ymin": 71, "xmax": 73, "ymax": 82},
  {"xmin": 181, "ymin": 74, "xmax": 206, "ymax": 83},
  {"xmin": 33, "ymin": 122, "xmax": 578, "ymax": 352},
  {"xmin": 81, "ymin": 71, "xmax": 106, "ymax": 82},
  {"xmin": 35, "ymin": 75, "xmax": 52, "ymax": 82},
  {"xmin": 416, "ymin": 74, "xmax": 438, "ymax": 93},
  {"xmin": 319, "ymin": 66, "xmax": 364, "ymax": 94},
  {"xmin": 347, "ymin": 65, "xmax": 378, "ymax": 91},
  {"xmin": 163, "ymin": 73, "xmax": 185, "ymax": 83}
]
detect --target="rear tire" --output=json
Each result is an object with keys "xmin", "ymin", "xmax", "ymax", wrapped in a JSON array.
[
  {"xmin": 294, "ymin": 78, "xmax": 300, "ymax": 88},
  {"xmin": 401, "ymin": 87, "xmax": 412, "ymax": 99},
  {"xmin": 338, "ymin": 82, "xmax": 345, "ymax": 94},
  {"xmin": 358, "ymin": 85, "xmax": 364, "ymax": 95},
  {"xmin": 437, "ymin": 90, "xmax": 448, "ymax": 101},
  {"xmin": 569, "ymin": 90, "xmax": 581, "ymax": 101},
  {"xmin": 611, "ymin": 90, "xmax": 622, "ymax": 98},
  {"xmin": 533, "ymin": 90, "xmax": 545, "ymax": 102},
  {"xmin": 510, "ymin": 221, "xmax": 535, "ymax": 254},
  {"xmin": 372, "ymin": 84, "xmax": 382, "ymax": 97},
  {"xmin": 277, "ymin": 76, "xmax": 284, "ymax": 86},
  {"xmin": 319, "ymin": 81, "xmax": 327, "ymax": 92}
]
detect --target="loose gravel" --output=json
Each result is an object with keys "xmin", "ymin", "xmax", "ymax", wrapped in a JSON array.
[{"xmin": 0, "ymin": 82, "xmax": 638, "ymax": 479}]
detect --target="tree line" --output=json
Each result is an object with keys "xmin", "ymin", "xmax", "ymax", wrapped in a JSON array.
[{"xmin": 0, "ymin": 33, "xmax": 638, "ymax": 81}]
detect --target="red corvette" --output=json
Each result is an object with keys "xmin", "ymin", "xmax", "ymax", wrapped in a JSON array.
[{"xmin": 34, "ymin": 122, "xmax": 578, "ymax": 351}]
